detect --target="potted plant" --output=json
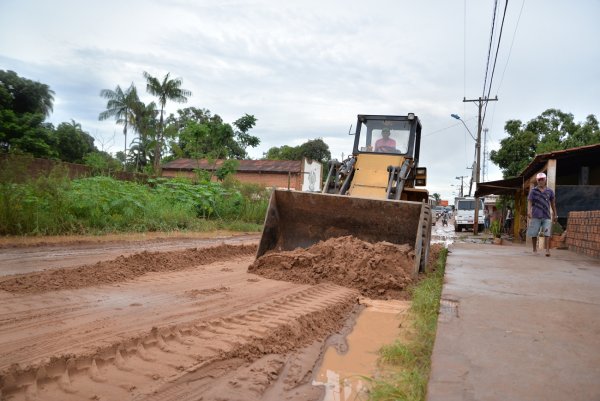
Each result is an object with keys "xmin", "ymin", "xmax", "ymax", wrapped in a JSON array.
[
  {"xmin": 550, "ymin": 222, "xmax": 567, "ymax": 249},
  {"xmin": 490, "ymin": 220, "xmax": 502, "ymax": 245}
]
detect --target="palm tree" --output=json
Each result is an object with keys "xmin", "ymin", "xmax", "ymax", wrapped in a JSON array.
[
  {"xmin": 129, "ymin": 100, "xmax": 158, "ymax": 171},
  {"xmin": 143, "ymin": 72, "xmax": 191, "ymax": 173},
  {"xmin": 98, "ymin": 83, "xmax": 139, "ymax": 161}
]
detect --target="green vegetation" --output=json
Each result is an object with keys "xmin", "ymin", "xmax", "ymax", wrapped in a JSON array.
[
  {"xmin": 263, "ymin": 138, "xmax": 332, "ymax": 164},
  {"xmin": 490, "ymin": 109, "xmax": 600, "ymax": 178},
  {"xmin": 1, "ymin": 70, "xmax": 122, "ymax": 166},
  {"xmin": 366, "ymin": 248, "xmax": 448, "ymax": 401},
  {"xmin": 552, "ymin": 221, "xmax": 564, "ymax": 235},
  {"xmin": 490, "ymin": 220, "xmax": 502, "ymax": 238},
  {"xmin": 0, "ymin": 165, "xmax": 269, "ymax": 236},
  {"xmin": 1, "ymin": 69, "xmax": 263, "ymax": 176}
]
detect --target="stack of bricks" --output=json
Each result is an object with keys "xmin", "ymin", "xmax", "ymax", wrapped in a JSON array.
[{"xmin": 565, "ymin": 210, "xmax": 600, "ymax": 258}]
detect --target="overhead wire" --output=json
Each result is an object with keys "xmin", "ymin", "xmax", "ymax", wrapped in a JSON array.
[
  {"xmin": 424, "ymin": 117, "xmax": 477, "ymax": 137},
  {"xmin": 482, "ymin": 0, "xmax": 509, "ymax": 124},
  {"xmin": 482, "ymin": 0, "xmax": 499, "ymax": 99},
  {"xmin": 495, "ymin": 0, "xmax": 525, "ymax": 96},
  {"xmin": 487, "ymin": 0, "xmax": 525, "ymax": 144}
]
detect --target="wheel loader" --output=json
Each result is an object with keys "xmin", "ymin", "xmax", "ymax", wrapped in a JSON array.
[{"xmin": 256, "ymin": 114, "xmax": 432, "ymax": 276}]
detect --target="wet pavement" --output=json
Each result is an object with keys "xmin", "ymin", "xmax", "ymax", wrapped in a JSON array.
[{"xmin": 427, "ymin": 242, "xmax": 600, "ymax": 401}]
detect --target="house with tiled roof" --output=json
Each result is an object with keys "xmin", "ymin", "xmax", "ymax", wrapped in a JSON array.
[{"xmin": 161, "ymin": 158, "xmax": 323, "ymax": 191}]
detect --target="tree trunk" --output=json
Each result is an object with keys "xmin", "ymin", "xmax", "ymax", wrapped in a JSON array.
[{"xmin": 153, "ymin": 107, "xmax": 164, "ymax": 175}]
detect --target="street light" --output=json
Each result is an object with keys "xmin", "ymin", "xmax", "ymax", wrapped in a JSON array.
[
  {"xmin": 451, "ymin": 114, "xmax": 476, "ymax": 141},
  {"xmin": 452, "ymin": 114, "xmax": 482, "ymax": 234}
]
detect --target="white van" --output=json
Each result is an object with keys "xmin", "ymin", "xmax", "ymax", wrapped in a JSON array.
[{"xmin": 454, "ymin": 197, "xmax": 485, "ymax": 232}]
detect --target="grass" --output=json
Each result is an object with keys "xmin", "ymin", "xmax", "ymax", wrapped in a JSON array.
[{"xmin": 365, "ymin": 247, "xmax": 448, "ymax": 401}]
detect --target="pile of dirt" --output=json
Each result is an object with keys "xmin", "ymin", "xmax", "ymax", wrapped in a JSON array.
[
  {"xmin": 248, "ymin": 236, "xmax": 416, "ymax": 299},
  {"xmin": 0, "ymin": 243, "xmax": 256, "ymax": 294}
]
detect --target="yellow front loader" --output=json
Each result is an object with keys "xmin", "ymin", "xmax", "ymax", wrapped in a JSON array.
[{"xmin": 257, "ymin": 114, "xmax": 432, "ymax": 276}]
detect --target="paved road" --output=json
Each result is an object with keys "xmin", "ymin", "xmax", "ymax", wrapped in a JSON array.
[{"xmin": 428, "ymin": 242, "xmax": 600, "ymax": 401}]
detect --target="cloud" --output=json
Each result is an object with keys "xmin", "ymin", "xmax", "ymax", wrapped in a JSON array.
[{"xmin": 1, "ymin": 0, "xmax": 599, "ymax": 203}]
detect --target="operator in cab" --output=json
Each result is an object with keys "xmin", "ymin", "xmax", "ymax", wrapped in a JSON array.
[{"xmin": 374, "ymin": 128, "xmax": 397, "ymax": 152}]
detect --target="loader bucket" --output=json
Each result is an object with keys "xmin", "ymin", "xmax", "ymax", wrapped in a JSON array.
[{"xmin": 257, "ymin": 190, "xmax": 432, "ymax": 277}]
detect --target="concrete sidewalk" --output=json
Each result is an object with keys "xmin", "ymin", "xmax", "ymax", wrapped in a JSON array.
[{"xmin": 427, "ymin": 242, "xmax": 600, "ymax": 401}]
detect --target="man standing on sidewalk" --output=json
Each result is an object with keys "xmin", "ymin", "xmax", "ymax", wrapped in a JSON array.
[{"xmin": 527, "ymin": 172, "xmax": 558, "ymax": 256}]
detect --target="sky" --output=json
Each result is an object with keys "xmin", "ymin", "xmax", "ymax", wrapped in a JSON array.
[{"xmin": 1, "ymin": 0, "xmax": 599, "ymax": 201}]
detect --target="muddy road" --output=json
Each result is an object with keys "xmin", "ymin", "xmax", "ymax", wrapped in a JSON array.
[
  {"xmin": 0, "ymin": 233, "xmax": 260, "ymax": 276},
  {"xmin": 0, "ymin": 234, "xmax": 439, "ymax": 400}
]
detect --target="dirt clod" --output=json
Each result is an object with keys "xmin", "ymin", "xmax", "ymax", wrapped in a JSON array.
[{"xmin": 248, "ymin": 236, "xmax": 416, "ymax": 299}]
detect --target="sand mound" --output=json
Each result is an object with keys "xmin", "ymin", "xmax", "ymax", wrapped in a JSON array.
[
  {"xmin": 248, "ymin": 236, "xmax": 416, "ymax": 299},
  {"xmin": 0, "ymin": 243, "xmax": 256, "ymax": 294}
]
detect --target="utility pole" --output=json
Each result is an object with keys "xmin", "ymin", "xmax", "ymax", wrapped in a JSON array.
[
  {"xmin": 466, "ymin": 161, "xmax": 475, "ymax": 196},
  {"xmin": 463, "ymin": 96, "xmax": 498, "ymax": 234},
  {"xmin": 455, "ymin": 175, "xmax": 468, "ymax": 198},
  {"xmin": 482, "ymin": 128, "xmax": 489, "ymax": 182}
]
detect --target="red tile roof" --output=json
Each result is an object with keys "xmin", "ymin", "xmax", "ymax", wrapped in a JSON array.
[{"xmin": 162, "ymin": 158, "xmax": 302, "ymax": 173}]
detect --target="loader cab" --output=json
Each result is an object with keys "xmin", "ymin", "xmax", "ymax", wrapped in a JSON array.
[
  {"xmin": 345, "ymin": 114, "xmax": 427, "ymax": 201},
  {"xmin": 353, "ymin": 114, "xmax": 422, "ymax": 162}
]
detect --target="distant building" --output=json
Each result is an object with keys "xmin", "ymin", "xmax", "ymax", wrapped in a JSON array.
[{"xmin": 162, "ymin": 158, "xmax": 322, "ymax": 191}]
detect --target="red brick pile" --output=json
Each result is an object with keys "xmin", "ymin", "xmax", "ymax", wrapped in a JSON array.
[{"xmin": 565, "ymin": 210, "xmax": 600, "ymax": 258}]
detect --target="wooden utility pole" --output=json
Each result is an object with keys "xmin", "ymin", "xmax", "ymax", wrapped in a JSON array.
[{"xmin": 463, "ymin": 96, "xmax": 497, "ymax": 234}]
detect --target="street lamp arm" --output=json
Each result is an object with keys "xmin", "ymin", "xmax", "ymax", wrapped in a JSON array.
[{"xmin": 451, "ymin": 114, "xmax": 476, "ymax": 141}]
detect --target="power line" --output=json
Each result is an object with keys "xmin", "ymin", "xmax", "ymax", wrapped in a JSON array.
[
  {"xmin": 495, "ymin": 0, "xmax": 525, "ymax": 96},
  {"xmin": 424, "ymin": 117, "xmax": 477, "ymax": 137},
  {"xmin": 482, "ymin": 0, "xmax": 499, "ymax": 99},
  {"xmin": 487, "ymin": 0, "xmax": 524, "ymax": 143},
  {"xmin": 483, "ymin": 0, "xmax": 509, "ymax": 125}
]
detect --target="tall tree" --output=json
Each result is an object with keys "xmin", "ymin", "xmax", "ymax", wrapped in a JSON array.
[
  {"xmin": 168, "ymin": 108, "xmax": 259, "ymax": 160},
  {"xmin": 264, "ymin": 138, "xmax": 331, "ymax": 164},
  {"xmin": 232, "ymin": 114, "xmax": 259, "ymax": 158},
  {"xmin": 98, "ymin": 83, "xmax": 138, "ymax": 161},
  {"xmin": 490, "ymin": 109, "xmax": 600, "ymax": 178},
  {"xmin": 143, "ymin": 72, "xmax": 191, "ymax": 172},
  {"xmin": 0, "ymin": 70, "xmax": 55, "ymax": 155},
  {"xmin": 53, "ymin": 120, "xmax": 96, "ymax": 163},
  {"xmin": 0, "ymin": 70, "xmax": 54, "ymax": 117},
  {"xmin": 297, "ymin": 139, "xmax": 331, "ymax": 164},
  {"xmin": 129, "ymin": 100, "xmax": 158, "ymax": 172}
]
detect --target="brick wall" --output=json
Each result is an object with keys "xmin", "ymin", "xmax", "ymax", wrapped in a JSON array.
[
  {"xmin": 162, "ymin": 170, "xmax": 302, "ymax": 190},
  {"xmin": 565, "ymin": 210, "xmax": 600, "ymax": 258},
  {"xmin": 0, "ymin": 154, "xmax": 148, "ymax": 183}
]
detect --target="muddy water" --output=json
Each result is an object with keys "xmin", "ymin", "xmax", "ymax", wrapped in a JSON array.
[
  {"xmin": 431, "ymin": 217, "xmax": 457, "ymax": 247},
  {"xmin": 313, "ymin": 299, "xmax": 411, "ymax": 401}
]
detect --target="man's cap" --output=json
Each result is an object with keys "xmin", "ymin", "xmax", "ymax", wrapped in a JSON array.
[{"xmin": 536, "ymin": 172, "xmax": 547, "ymax": 180}]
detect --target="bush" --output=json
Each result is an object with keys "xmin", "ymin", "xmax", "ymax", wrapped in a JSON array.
[
  {"xmin": 552, "ymin": 222, "xmax": 564, "ymax": 235},
  {"xmin": 490, "ymin": 220, "xmax": 502, "ymax": 238},
  {"xmin": 1, "ymin": 174, "xmax": 268, "ymax": 236}
]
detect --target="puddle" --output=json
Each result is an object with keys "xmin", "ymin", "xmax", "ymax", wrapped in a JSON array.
[
  {"xmin": 431, "ymin": 221, "xmax": 457, "ymax": 247},
  {"xmin": 313, "ymin": 299, "xmax": 411, "ymax": 401}
]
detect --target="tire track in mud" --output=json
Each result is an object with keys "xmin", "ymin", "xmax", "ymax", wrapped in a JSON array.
[
  {"xmin": 0, "ymin": 258, "xmax": 297, "ymax": 373},
  {"xmin": 0, "ymin": 243, "xmax": 257, "ymax": 294},
  {"xmin": 1, "ymin": 283, "xmax": 359, "ymax": 401}
]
